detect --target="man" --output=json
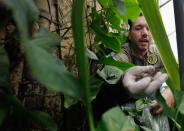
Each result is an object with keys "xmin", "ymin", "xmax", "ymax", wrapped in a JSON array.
[
  {"xmin": 116, "ymin": 13, "xmax": 174, "ymax": 114},
  {"xmin": 93, "ymin": 14, "xmax": 174, "ymax": 123}
]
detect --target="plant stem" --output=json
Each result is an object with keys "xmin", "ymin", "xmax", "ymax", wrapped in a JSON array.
[{"xmin": 72, "ymin": 0, "xmax": 95, "ymax": 130}]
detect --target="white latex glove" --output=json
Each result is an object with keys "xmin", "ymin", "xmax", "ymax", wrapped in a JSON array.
[{"xmin": 122, "ymin": 66, "xmax": 168, "ymax": 99}]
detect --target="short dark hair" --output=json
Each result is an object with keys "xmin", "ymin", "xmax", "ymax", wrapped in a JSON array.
[{"xmin": 128, "ymin": 13, "xmax": 143, "ymax": 31}]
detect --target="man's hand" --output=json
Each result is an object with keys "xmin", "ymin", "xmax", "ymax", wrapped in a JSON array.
[
  {"xmin": 122, "ymin": 66, "xmax": 168, "ymax": 98},
  {"xmin": 150, "ymin": 88, "xmax": 174, "ymax": 115}
]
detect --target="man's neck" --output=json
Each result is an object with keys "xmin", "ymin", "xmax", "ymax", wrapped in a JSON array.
[
  {"xmin": 130, "ymin": 43, "xmax": 148, "ymax": 58},
  {"xmin": 135, "ymin": 49, "xmax": 147, "ymax": 58}
]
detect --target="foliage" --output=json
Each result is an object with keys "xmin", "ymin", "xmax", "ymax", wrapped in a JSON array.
[{"xmin": 96, "ymin": 107, "xmax": 135, "ymax": 131}]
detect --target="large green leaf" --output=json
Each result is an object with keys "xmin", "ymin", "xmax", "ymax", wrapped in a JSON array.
[
  {"xmin": 137, "ymin": 0, "xmax": 180, "ymax": 90},
  {"xmin": 32, "ymin": 29, "xmax": 62, "ymax": 54},
  {"xmin": 113, "ymin": 0, "xmax": 126, "ymax": 15},
  {"xmin": 97, "ymin": 65, "xmax": 123, "ymax": 84},
  {"xmin": 96, "ymin": 107, "xmax": 135, "ymax": 131},
  {"xmin": 91, "ymin": 11, "xmax": 121, "ymax": 52},
  {"xmin": 104, "ymin": 8, "xmax": 122, "ymax": 31},
  {"xmin": 64, "ymin": 77, "xmax": 103, "ymax": 108},
  {"xmin": 124, "ymin": 0, "xmax": 141, "ymax": 21},
  {"xmin": 90, "ymin": 77, "xmax": 103, "ymax": 101},
  {"xmin": 3, "ymin": 0, "xmax": 38, "ymax": 41},
  {"xmin": 24, "ymin": 29, "xmax": 84, "ymax": 101},
  {"xmin": 178, "ymin": 94, "xmax": 184, "ymax": 115},
  {"xmin": 98, "ymin": 0, "xmax": 114, "ymax": 8},
  {"xmin": 100, "ymin": 56, "xmax": 134, "ymax": 71}
]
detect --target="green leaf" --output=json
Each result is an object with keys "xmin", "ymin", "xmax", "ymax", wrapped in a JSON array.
[
  {"xmin": 86, "ymin": 48, "xmax": 99, "ymax": 60},
  {"xmin": 64, "ymin": 95, "xmax": 78, "ymax": 109},
  {"xmin": 105, "ymin": 8, "xmax": 122, "ymax": 31},
  {"xmin": 135, "ymin": 99, "xmax": 146, "ymax": 112},
  {"xmin": 64, "ymin": 77, "xmax": 103, "ymax": 108},
  {"xmin": 100, "ymin": 56, "xmax": 134, "ymax": 71},
  {"xmin": 32, "ymin": 29, "xmax": 62, "ymax": 54},
  {"xmin": 113, "ymin": 0, "xmax": 126, "ymax": 15},
  {"xmin": 98, "ymin": 0, "xmax": 114, "ymax": 8},
  {"xmin": 96, "ymin": 106, "xmax": 135, "ymax": 131},
  {"xmin": 124, "ymin": 0, "xmax": 141, "ymax": 21},
  {"xmin": 3, "ymin": 0, "xmax": 38, "ymax": 41},
  {"xmin": 0, "ymin": 44, "xmax": 12, "ymax": 94},
  {"xmin": 90, "ymin": 77, "xmax": 103, "ymax": 101},
  {"xmin": 179, "ymin": 94, "xmax": 184, "ymax": 115},
  {"xmin": 24, "ymin": 29, "xmax": 84, "ymax": 101},
  {"xmin": 97, "ymin": 65, "xmax": 123, "ymax": 84},
  {"xmin": 91, "ymin": 11, "xmax": 121, "ymax": 52},
  {"xmin": 137, "ymin": 0, "xmax": 180, "ymax": 90}
]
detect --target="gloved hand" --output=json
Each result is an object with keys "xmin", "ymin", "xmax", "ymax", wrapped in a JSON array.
[{"xmin": 122, "ymin": 66, "xmax": 168, "ymax": 99}]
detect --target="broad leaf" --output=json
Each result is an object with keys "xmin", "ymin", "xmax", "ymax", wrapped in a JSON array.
[
  {"xmin": 137, "ymin": 0, "xmax": 180, "ymax": 90},
  {"xmin": 104, "ymin": 8, "xmax": 122, "ymax": 31},
  {"xmin": 64, "ymin": 95, "xmax": 78, "ymax": 109},
  {"xmin": 97, "ymin": 65, "xmax": 123, "ymax": 84},
  {"xmin": 91, "ymin": 11, "xmax": 121, "ymax": 52},
  {"xmin": 64, "ymin": 77, "xmax": 103, "ymax": 108},
  {"xmin": 179, "ymin": 94, "xmax": 184, "ymax": 115},
  {"xmin": 90, "ymin": 77, "xmax": 103, "ymax": 101},
  {"xmin": 124, "ymin": 0, "xmax": 141, "ymax": 21},
  {"xmin": 96, "ymin": 106, "xmax": 135, "ymax": 131},
  {"xmin": 86, "ymin": 48, "xmax": 99, "ymax": 60},
  {"xmin": 113, "ymin": 0, "xmax": 126, "ymax": 15},
  {"xmin": 98, "ymin": 0, "xmax": 114, "ymax": 8},
  {"xmin": 32, "ymin": 29, "xmax": 62, "ymax": 54},
  {"xmin": 100, "ymin": 56, "xmax": 134, "ymax": 71},
  {"xmin": 3, "ymin": 0, "xmax": 38, "ymax": 41},
  {"xmin": 24, "ymin": 29, "xmax": 84, "ymax": 101}
]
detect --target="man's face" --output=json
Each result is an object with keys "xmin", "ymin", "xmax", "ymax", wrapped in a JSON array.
[{"xmin": 128, "ymin": 16, "xmax": 152, "ymax": 52}]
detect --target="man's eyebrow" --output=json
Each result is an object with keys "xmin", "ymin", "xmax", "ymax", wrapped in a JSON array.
[{"xmin": 134, "ymin": 24, "xmax": 142, "ymax": 27}]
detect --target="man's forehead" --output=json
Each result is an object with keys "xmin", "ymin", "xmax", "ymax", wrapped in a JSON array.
[{"xmin": 132, "ymin": 16, "xmax": 148, "ymax": 27}]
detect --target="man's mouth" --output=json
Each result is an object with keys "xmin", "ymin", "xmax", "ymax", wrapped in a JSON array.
[{"xmin": 139, "ymin": 39, "xmax": 149, "ymax": 43}]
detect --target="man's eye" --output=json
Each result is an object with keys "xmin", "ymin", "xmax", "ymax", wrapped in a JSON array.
[{"xmin": 135, "ymin": 27, "xmax": 141, "ymax": 30}]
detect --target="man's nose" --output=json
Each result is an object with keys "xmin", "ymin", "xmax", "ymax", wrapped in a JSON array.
[{"xmin": 141, "ymin": 28, "xmax": 149, "ymax": 37}]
